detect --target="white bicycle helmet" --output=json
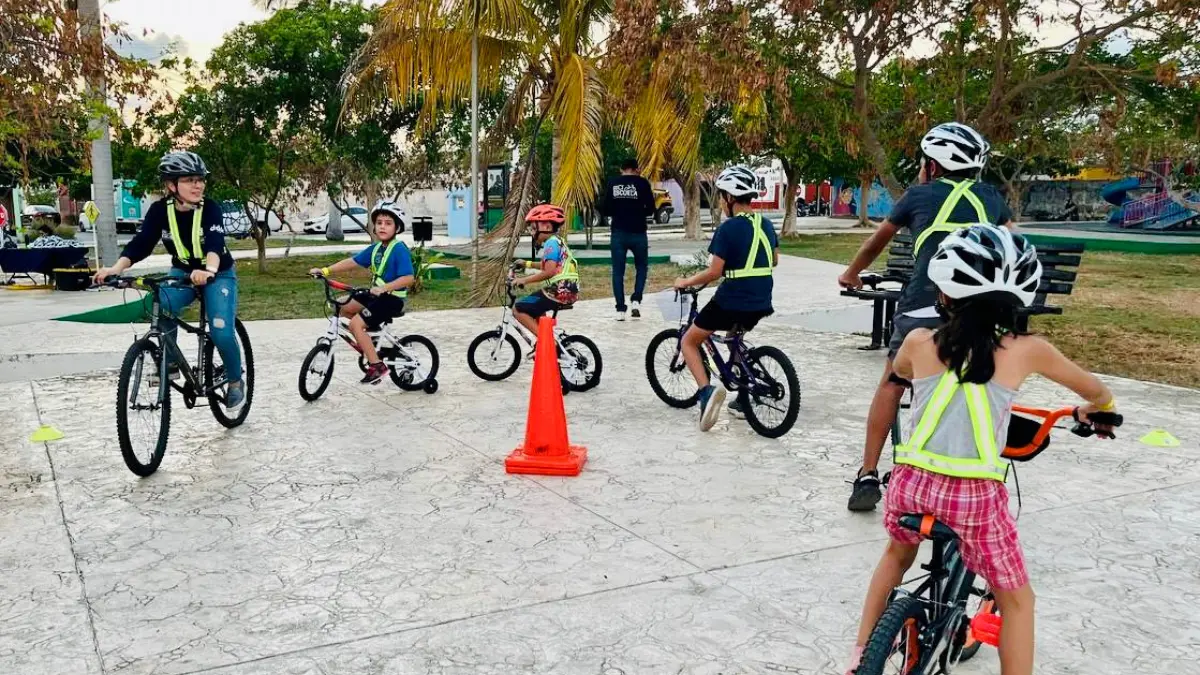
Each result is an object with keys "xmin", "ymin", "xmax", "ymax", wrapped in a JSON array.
[
  {"xmin": 714, "ymin": 165, "xmax": 759, "ymax": 198},
  {"xmin": 920, "ymin": 123, "xmax": 990, "ymax": 173},
  {"xmin": 370, "ymin": 200, "xmax": 408, "ymax": 233},
  {"xmin": 928, "ymin": 224, "xmax": 1042, "ymax": 307}
]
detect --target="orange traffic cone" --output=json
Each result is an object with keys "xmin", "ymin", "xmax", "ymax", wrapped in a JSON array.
[{"xmin": 505, "ymin": 316, "xmax": 588, "ymax": 476}]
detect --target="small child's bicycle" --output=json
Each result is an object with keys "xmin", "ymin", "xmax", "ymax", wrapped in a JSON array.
[
  {"xmin": 855, "ymin": 406, "xmax": 1124, "ymax": 674},
  {"xmin": 645, "ymin": 286, "xmax": 800, "ymax": 438},
  {"xmin": 465, "ymin": 269, "xmax": 602, "ymax": 393},
  {"xmin": 298, "ymin": 273, "xmax": 440, "ymax": 401}
]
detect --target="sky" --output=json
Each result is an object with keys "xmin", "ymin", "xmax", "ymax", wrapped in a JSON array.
[{"xmin": 103, "ymin": 0, "xmax": 270, "ymax": 65}]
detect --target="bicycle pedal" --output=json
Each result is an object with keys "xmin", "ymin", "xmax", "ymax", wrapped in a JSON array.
[{"xmin": 969, "ymin": 613, "xmax": 1002, "ymax": 647}]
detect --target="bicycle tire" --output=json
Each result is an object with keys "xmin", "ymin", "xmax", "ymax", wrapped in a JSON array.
[
  {"xmin": 390, "ymin": 334, "xmax": 439, "ymax": 391},
  {"xmin": 955, "ymin": 588, "xmax": 996, "ymax": 662},
  {"xmin": 298, "ymin": 342, "xmax": 335, "ymax": 402},
  {"xmin": 742, "ymin": 345, "xmax": 801, "ymax": 438},
  {"xmin": 206, "ymin": 318, "xmax": 254, "ymax": 428},
  {"xmin": 560, "ymin": 335, "xmax": 602, "ymax": 392},
  {"xmin": 856, "ymin": 595, "xmax": 927, "ymax": 675},
  {"xmin": 116, "ymin": 337, "xmax": 171, "ymax": 477},
  {"xmin": 645, "ymin": 328, "xmax": 705, "ymax": 408},
  {"xmin": 467, "ymin": 330, "xmax": 521, "ymax": 381}
]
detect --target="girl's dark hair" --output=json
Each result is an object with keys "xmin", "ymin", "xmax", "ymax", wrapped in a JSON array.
[{"xmin": 935, "ymin": 293, "xmax": 1024, "ymax": 384}]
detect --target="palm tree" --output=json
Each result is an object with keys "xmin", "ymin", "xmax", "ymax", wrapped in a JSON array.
[
  {"xmin": 77, "ymin": 0, "xmax": 118, "ymax": 265},
  {"xmin": 344, "ymin": 0, "xmax": 610, "ymax": 300}
]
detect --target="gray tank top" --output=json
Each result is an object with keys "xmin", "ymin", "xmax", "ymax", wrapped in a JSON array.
[{"xmin": 906, "ymin": 372, "xmax": 1017, "ymax": 456}]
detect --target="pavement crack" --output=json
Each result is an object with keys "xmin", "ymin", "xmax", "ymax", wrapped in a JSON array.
[{"xmin": 29, "ymin": 382, "xmax": 107, "ymax": 674}]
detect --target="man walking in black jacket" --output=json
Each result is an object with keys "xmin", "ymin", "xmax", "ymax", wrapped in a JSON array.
[{"xmin": 601, "ymin": 158, "xmax": 655, "ymax": 320}]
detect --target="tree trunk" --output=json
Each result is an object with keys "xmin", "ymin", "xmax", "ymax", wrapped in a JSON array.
[
  {"xmin": 1004, "ymin": 178, "xmax": 1023, "ymax": 223},
  {"xmin": 780, "ymin": 160, "xmax": 799, "ymax": 236},
  {"xmin": 852, "ymin": 70, "xmax": 904, "ymax": 200},
  {"xmin": 858, "ymin": 169, "xmax": 874, "ymax": 226},
  {"xmin": 701, "ymin": 176, "xmax": 722, "ymax": 232},
  {"xmin": 363, "ymin": 179, "xmax": 379, "ymax": 241},
  {"xmin": 684, "ymin": 175, "xmax": 702, "ymax": 240},
  {"xmin": 325, "ymin": 191, "xmax": 344, "ymax": 241},
  {"xmin": 78, "ymin": 0, "xmax": 118, "ymax": 266}
]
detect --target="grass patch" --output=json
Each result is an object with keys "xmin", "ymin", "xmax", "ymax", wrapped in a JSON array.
[
  {"xmin": 228, "ymin": 253, "xmax": 687, "ymax": 321},
  {"xmin": 1033, "ymin": 251, "xmax": 1200, "ymax": 389},
  {"xmin": 777, "ymin": 232, "xmax": 869, "ymax": 265}
]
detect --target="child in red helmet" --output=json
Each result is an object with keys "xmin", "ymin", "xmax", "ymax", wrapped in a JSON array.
[{"xmin": 512, "ymin": 204, "xmax": 580, "ymax": 335}]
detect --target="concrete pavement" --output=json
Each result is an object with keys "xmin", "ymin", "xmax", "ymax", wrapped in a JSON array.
[{"xmin": 1, "ymin": 254, "xmax": 1197, "ymax": 675}]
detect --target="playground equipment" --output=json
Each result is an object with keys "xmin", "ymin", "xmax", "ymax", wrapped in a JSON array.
[{"xmin": 1100, "ymin": 160, "xmax": 1200, "ymax": 231}]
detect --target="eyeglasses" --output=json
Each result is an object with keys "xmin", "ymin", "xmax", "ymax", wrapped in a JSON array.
[{"xmin": 178, "ymin": 176, "xmax": 207, "ymax": 185}]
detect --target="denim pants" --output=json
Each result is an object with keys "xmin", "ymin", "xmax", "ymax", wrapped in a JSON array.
[
  {"xmin": 610, "ymin": 229, "xmax": 649, "ymax": 312},
  {"xmin": 158, "ymin": 267, "xmax": 242, "ymax": 381}
]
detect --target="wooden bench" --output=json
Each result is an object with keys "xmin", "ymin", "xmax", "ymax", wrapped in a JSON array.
[{"xmin": 841, "ymin": 232, "xmax": 1084, "ymax": 349}]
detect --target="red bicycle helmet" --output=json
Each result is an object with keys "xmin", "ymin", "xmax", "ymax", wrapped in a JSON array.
[{"xmin": 525, "ymin": 204, "xmax": 566, "ymax": 228}]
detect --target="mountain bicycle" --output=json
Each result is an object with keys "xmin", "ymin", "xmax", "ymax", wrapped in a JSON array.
[
  {"xmin": 104, "ymin": 274, "xmax": 255, "ymax": 476},
  {"xmin": 855, "ymin": 406, "xmax": 1124, "ymax": 674},
  {"xmin": 298, "ymin": 273, "xmax": 440, "ymax": 401},
  {"xmin": 645, "ymin": 286, "xmax": 800, "ymax": 438},
  {"xmin": 465, "ymin": 269, "xmax": 602, "ymax": 393}
]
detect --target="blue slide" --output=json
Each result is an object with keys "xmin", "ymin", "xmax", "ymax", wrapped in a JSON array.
[{"xmin": 1100, "ymin": 176, "xmax": 1141, "ymax": 224}]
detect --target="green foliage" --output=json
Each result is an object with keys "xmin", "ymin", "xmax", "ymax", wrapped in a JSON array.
[{"xmin": 408, "ymin": 244, "xmax": 446, "ymax": 294}]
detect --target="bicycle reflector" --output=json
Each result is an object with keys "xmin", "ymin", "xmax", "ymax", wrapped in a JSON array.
[{"xmin": 970, "ymin": 612, "xmax": 1002, "ymax": 647}]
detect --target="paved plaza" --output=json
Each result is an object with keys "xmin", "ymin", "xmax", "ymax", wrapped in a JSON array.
[{"xmin": 2, "ymin": 255, "xmax": 1198, "ymax": 674}]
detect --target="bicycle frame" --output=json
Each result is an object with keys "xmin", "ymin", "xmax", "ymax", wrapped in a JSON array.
[
  {"xmin": 134, "ymin": 278, "xmax": 226, "ymax": 407},
  {"xmin": 891, "ymin": 533, "xmax": 977, "ymax": 672},
  {"xmin": 311, "ymin": 276, "xmax": 425, "ymax": 375},
  {"xmin": 677, "ymin": 288, "xmax": 754, "ymax": 391},
  {"xmin": 487, "ymin": 277, "xmax": 573, "ymax": 356}
]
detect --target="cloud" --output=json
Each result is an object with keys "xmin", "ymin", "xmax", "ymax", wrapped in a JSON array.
[{"xmin": 107, "ymin": 31, "xmax": 189, "ymax": 63}]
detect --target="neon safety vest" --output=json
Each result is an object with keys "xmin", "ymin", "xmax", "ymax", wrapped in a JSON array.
[
  {"xmin": 912, "ymin": 178, "xmax": 990, "ymax": 255},
  {"xmin": 894, "ymin": 370, "xmax": 1010, "ymax": 482},
  {"xmin": 541, "ymin": 236, "xmax": 580, "ymax": 289},
  {"xmin": 369, "ymin": 239, "xmax": 409, "ymax": 298},
  {"xmin": 166, "ymin": 201, "xmax": 205, "ymax": 263},
  {"xmin": 723, "ymin": 212, "xmax": 774, "ymax": 279}
]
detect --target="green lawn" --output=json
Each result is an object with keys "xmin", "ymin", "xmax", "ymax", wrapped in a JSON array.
[
  {"xmin": 778, "ymin": 233, "xmax": 1200, "ymax": 389},
  {"xmin": 229, "ymin": 253, "xmax": 688, "ymax": 321}
]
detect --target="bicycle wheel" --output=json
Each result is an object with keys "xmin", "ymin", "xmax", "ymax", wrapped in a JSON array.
[
  {"xmin": 388, "ymin": 334, "xmax": 439, "ymax": 391},
  {"xmin": 953, "ymin": 586, "xmax": 996, "ymax": 662},
  {"xmin": 116, "ymin": 337, "xmax": 171, "ymax": 477},
  {"xmin": 560, "ymin": 335, "xmax": 602, "ymax": 392},
  {"xmin": 298, "ymin": 342, "xmax": 335, "ymax": 402},
  {"xmin": 467, "ymin": 330, "xmax": 521, "ymax": 381},
  {"xmin": 741, "ymin": 345, "xmax": 801, "ymax": 438},
  {"xmin": 206, "ymin": 318, "xmax": 254, "ymax": 428},
  {"xmin": 856, "ymin": 595, "xmax": 927, "ymax": 675},
  {"xmin": 645, "ymin": 328, "xmax": 706, "ymax": 408}
]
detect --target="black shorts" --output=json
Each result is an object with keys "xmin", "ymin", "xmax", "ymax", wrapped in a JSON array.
[
  {"xmin": 693, "ymin": 300, "xmax": 772, "ymax": 332},
  {"xmin": 514, "ymin": 293, "xmax": 566, "ymax": 318},
  {"xmin": 887, "ymin": 312, "xmax": 942, "ymax": 359},
  {"xmin": 351, "ymin": 290, "xmax": 405, "ymax": 330}
]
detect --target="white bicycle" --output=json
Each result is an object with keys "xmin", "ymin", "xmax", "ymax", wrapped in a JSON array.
[
  {"xmin": 298, "ymin": 273, "xmax": 440, "ymax": 401},
  {"xmin": 465, "ymin": 269, "xmax": 602, "ymax": 393}
]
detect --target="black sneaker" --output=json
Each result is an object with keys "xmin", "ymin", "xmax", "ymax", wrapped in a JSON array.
[
  {"xmin": 727, "ymin": 397, "xmax": 745, "ymax": 419},
  {"xmin": 360, "ymin": 361, "xmax": 388, "ymax": 385},
  {"xmin": 848, "ymin": 468, "xmax": 883, "ymax": 512}
]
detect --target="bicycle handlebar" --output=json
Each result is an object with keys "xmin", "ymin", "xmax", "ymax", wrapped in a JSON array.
[
  {"xmin": 309, "ymin": 272, "xmax": 362, "ymax": 294},
  {"xmin": 1004, "ymin": 405, "xmax": 1124, "ymax": 461},
  {"xmin": 91, "ymin": 274, "xmax": 193, "ymax": 291}
]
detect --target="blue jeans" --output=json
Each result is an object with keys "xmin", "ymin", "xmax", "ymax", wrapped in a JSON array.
[
  {"xmin": 159, "ymin": 268, "xmax": 242, "ymax": 381},
  {"xmin": 610, "ymin": 229, "xmax": 649, "ymax": 312}
]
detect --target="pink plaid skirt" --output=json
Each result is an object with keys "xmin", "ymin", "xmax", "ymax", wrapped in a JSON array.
[{"xmin": 884, "ymin": 464, "xmax": 1029, "ymax": 590}]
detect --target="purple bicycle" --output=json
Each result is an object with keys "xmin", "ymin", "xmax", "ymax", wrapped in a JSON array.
[{"xmin": 645, "ymin": 286, "xmax": 800, "ymax": 438}]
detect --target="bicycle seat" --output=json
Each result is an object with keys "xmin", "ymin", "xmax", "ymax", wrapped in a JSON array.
[{"xmin": 898, "ymin": 514, "xmax": 959, "ymax": 542}]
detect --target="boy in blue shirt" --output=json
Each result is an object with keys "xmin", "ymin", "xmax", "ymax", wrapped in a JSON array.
[
  {"xmin": 673, "ymin": 166, "xmax": 779, "ymax": 431},
  {"xmin": 310, "ymin": 201, "xmax": 415, "ymax": 384}
]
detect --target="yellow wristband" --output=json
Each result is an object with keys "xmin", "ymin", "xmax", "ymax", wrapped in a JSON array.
[
  {"xmin": 1098, "ymin": 399, "xmax": 1116, "ymax": 412},
  {"xmin": 321, "ymin": 267, "xmax": 331, "ymax": 277}
]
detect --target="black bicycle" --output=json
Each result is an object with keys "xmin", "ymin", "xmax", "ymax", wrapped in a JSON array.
[
  {"xmin": 645, "ymin": 286, "xmax": 800, "ymax": 438},
  {"xmin": 104, "ymin": 275, "xmax": 254, "ymax": 476},
  {"xmin": 856, "ymin": 406, "xmax": 1123, "ymax": 674}
]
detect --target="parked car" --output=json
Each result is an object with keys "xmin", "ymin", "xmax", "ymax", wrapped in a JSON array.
[
  {"xmin": 652, "ymin": 189, "xmax": 674, "ymax": 224},
  {"xmin": 302, "ymin": 206, "xmax": 368, "ymax": 234},
  {"xmin": 218, "ymin": 201, "xmax": 287, "ymax": 237}
]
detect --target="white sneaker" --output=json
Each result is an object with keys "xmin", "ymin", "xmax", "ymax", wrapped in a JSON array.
[
  {"xmin": 630, "ymin": 301, "xmax": 641, "ymax": 319},
  {"xmin": 616, "ymin": 310, "xmax": 626, "ymax": 322}
]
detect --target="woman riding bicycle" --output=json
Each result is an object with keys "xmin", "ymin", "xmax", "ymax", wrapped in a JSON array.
[
  {"xmin": 94, "ymin": 151, "xmax": 246, "ymax": 410},
  {"xmin": 845, "ymin": 224, "xmax": 1117, "ymax": 675}
]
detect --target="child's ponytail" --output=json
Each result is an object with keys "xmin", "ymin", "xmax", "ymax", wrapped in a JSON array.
[{"xmin": 934, "ymin": 294, "xmax": 1023, "ymax": 384}]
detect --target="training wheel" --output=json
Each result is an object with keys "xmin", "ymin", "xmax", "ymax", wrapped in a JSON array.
[{"xmin": 423, "ymin": 379, "xmax": 439, "ymax": 394}]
